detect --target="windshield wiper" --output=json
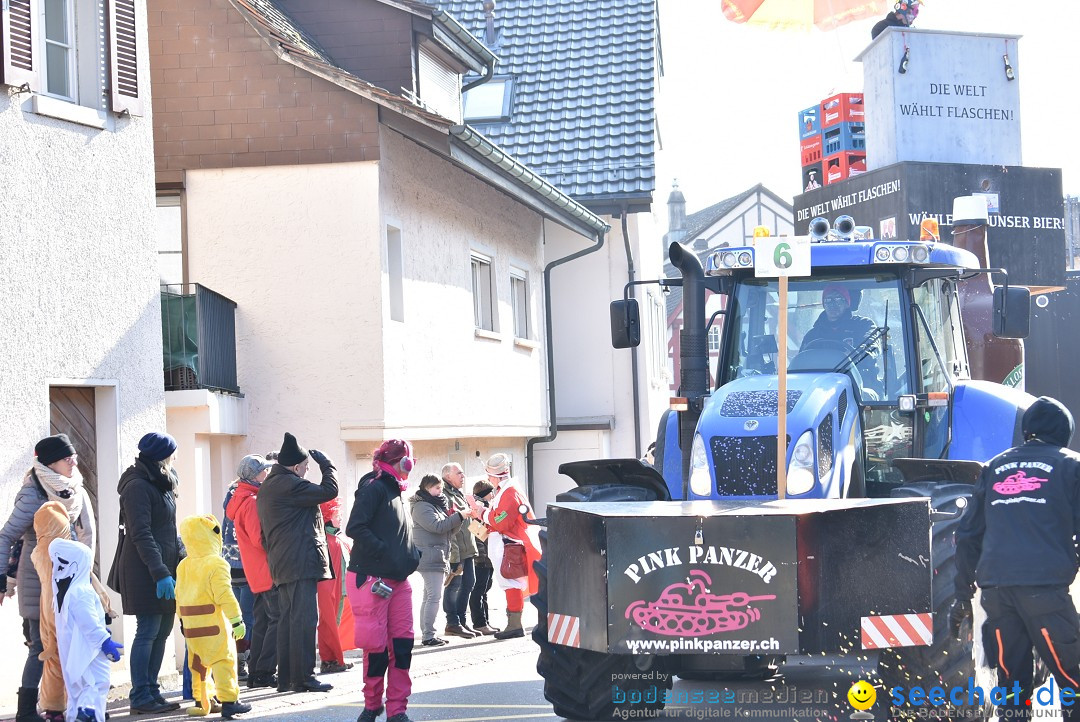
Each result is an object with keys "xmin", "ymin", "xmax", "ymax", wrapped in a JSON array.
[{"xmin": 833, "ymin": 326, "xmax": 886, "ymax": 373}]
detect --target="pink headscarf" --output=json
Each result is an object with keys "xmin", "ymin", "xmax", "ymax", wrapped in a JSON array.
[{"xmin": 373, "ymin": 439, "xmax": 414, "ymax": 491}]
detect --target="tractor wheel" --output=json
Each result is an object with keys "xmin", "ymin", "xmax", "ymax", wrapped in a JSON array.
[
  {"xmin": 532, "ymin": 528, "xmax": 672, "ymax": 720},
  {"xmin": 879, "ymin": 482, "xmax": 992, "ymax": 720}
]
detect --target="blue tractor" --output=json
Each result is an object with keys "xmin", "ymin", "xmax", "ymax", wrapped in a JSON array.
[{"xmin": 532, "ymin": 224, "xmax": 1033, "ymax": 720}]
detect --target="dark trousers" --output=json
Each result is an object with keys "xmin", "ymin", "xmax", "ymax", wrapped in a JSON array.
[
  {"xmin": 21, "ymin": 617, "xmax": 43, "ymax": 688},
  {"xmin": 251, "ymin": 588, "xmax": 280, "ymax": 676},
  {"xmin": 469, "ymin": 564, "xmax": 494, "ymax": 628},
  {"xmin": 276, "ymin": 580, "xmax": 318, "ymax": 688},
  {"xmin": 981, "ymin": 585, "xmax": 1080, "ymax": 719},
  {"xmin": 442, "ymin": 557, "xmax": 476, "ymax": 626}
]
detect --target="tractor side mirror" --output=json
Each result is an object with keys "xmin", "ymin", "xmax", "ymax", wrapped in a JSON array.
[
  {"xmin": 993, "ymin": 286, "xmax": 1030, "ymax": 339},
  {"xmin": 610, "ymin": 299, "xmax": 641, "ymax": 349}
]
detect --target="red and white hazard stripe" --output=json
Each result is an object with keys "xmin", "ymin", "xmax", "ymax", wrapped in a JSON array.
[
  {"xmin": 861, "ymin": 613, "xmax": 933, "ymax": 649},
  {"xmin": 548, "ymin": 613, "xmax": 580, "ymax": 648}
]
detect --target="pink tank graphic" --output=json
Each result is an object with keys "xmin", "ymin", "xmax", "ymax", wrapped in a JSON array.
[
  {"xmin": 624, "ymin": 570, "xmax": 775, "ymax": 637},
  {"xmin": 993, "ymin": 470, "xmax": 1048, "ymax": 495}
]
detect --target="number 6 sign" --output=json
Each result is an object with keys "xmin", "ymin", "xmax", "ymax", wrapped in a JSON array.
[{"xmin": 755, "ymin": 236, "xmax": 811, "ymax": 278}]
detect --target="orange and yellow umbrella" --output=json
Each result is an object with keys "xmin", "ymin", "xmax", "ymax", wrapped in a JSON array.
[{"xmin": 721, "ymin": 0, "xmax": 890, "ymax": 31}]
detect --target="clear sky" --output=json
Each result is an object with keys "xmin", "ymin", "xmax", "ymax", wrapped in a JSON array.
[{"xmin": 655, "ymin": 0, "xmax": 1080, "ymax": 224}]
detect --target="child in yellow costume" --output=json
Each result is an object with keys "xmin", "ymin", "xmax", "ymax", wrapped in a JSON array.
[{"xmin": 177, "ymin": 515, "xmax": 252, "ymax": 719}]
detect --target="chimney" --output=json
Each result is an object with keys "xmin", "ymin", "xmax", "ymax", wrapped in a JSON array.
[
  {"xmin": 483, "ymin": 1, "xmax": 497, "ymax": 46},
  {"xmin": 667, "ymin": 180, "xmax": 686, "ymax": 236}
]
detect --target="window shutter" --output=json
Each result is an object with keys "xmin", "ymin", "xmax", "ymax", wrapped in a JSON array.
[
  {"xmin": 108, "ymin": 0, "xmax": 143, "ymax": 115},
  {"xmin": 418, "ymin": 44, "xmax": 461, "ymax": 123},
  {"xmin": 2, "ymin": 0, "xmax": 39, "ymax": 90}
]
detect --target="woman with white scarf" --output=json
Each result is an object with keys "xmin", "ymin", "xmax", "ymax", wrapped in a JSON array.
[{"xmin": 0, "ymin": 433, "xmax": 96, "ymax": 722}]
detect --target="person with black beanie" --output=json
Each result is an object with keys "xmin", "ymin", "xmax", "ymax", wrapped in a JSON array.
[
  {"xmin": 1, "ymin": 433, "xmax": 95, "ymax": 722},
  {"xmin": 952, "ymin": 397, "xmax": 1080, "ymax": 717},
  {"xmin": 256, "ymin": 432, "xmax": 338, "ymax": 694},
  {"xmin": 109, "ymin": 431, "xmax": 182, "ymax": 714}
]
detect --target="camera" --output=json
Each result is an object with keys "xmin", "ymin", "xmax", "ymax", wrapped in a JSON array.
[{"xmin": 370, "ymin": 578, "xmax": 393, "ymax": 599}]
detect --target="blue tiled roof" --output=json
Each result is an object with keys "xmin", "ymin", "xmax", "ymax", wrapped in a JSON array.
[{"xmin": 437, "ymin": 0, "xmax": 657, "ymax": 209}]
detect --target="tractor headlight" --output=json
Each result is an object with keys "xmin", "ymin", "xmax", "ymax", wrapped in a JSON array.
[
  {"xmin": 689, "ymin": 433, "xmax": 712, "ymax": 497},
  {"xmin": 722, "ymin": 252, "xmax": 737, "ymax": 268},
  {"xmin": 786, "ymin": 430, "xmax": 816, "ymax": 496},
  {"xmin": 738, "ymin": 251, "xmax": 753, "ymax": 267},
  {"xmin": 875, "ymin": 246, "xmax": 891, "ymax": 262}
]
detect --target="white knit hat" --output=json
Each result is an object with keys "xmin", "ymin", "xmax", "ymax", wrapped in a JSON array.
[{"xmin": 484, "ymin": 453, "xmax": 511, "ymax": 478}]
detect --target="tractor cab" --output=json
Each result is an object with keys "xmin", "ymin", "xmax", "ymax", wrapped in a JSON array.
[{"xmin": 634, "ymin": 235, "xmax": 1032, "ymax": 500}]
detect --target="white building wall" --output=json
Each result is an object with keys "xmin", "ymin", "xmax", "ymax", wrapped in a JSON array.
[
  {"xmin": 0, "ymin": 20, "xmax": 161, "ymax": 705},
  {"xmin": 182, "ymin": 161, "xmax": 383, "ymax": 487},
  {"xmin": 375, "ymin": 129, "xmax": 548, "ymax": 441}
]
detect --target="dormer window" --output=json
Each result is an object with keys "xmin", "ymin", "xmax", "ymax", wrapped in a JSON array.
[
  {"xmin": 464, "ymin": 76, "xmax": 513, "ymax": 123},
  {"xmin": 417, "ymin": 42, "xmax": 461, "ymax": 123}
]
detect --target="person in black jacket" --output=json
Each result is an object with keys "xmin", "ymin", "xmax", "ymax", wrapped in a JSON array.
[
  {"xmin": 346, "ymin": 439, "xmax": 421, "ymax": 722},
  {"xmin": 256, "ymin": 432, "xmax": 337, "ymax": 695},
  {"xmin": 800, "ymin": 284, "xmax": 882, "ymax": 394},
  {"xmin": 111, "ymin": 432, "xmax": 182, "ymax": 714},
  {"xmin": 871, "ymin": 0, "xmax": 918, "ymax": 39},
  {"xmin": 952, "ymin": 397, "xmax": 1080, "ymax": 717}
]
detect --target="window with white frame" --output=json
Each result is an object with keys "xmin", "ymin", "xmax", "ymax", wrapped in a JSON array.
[
  {"xmin": 471, "ymin": 253, "xmax": 495, "ymax": 331},
  {"xmin": 510, "ymin": 269, "xmax": 529, "ymax": 338},
  {"xmin": 156, "ymin": 195, "xmax": 183, "ymax": 286},
  {"xmin": 708, "ymin": 325, "xmax": 721, "ymax": 352},
  {"xmin": 2, "ymin": 0, "xmax": 145, "ymax": 118},
  {"xmin": 386, "ymin": 226, "xmax": 404, "ymax": 322},
  {"xmin": 463, "ymin": 76, "xmax": 513, "ymax": 123}
]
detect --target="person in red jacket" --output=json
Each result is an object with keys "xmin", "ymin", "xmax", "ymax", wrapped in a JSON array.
[
  {"xmin": 224, "ymin": 454, "xmax": 278, "ymax": 689},
  {"xmin": 316, "ymin": 497, "xmax": 355, "ymax": 673},
  {"xmin": 480, "ymin": 453, "xmax": 541, "ymax": 640}
]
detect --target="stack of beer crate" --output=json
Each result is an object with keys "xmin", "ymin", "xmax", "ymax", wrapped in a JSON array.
[{"xmin": 798, "ymin": 92, "xmax": 866, "ymax": 191}]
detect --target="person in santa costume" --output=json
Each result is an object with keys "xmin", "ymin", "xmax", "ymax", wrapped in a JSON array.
[
  {"xmin": 316, "ymin": 496, "xmax": 355, "ymax": 674},
  {"xmin": 480, "ymin": 453, "xmax": 541, "ymax": 640},
  {"xmin": 49, "ymin": 538, "xmax": 123, "ymax": 722},
  {"xmin": 176, "ymin": 514, "xmax": 251, "ymax": 719},
  {"xmin": 32, "ymin": 502, "xmax": 116, "ymax": 722}
]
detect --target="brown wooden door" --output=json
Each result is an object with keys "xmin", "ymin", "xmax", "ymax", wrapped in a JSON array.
[{"xmin": 49, "ymin": 387, "xmax": 98, "ymax": 571}]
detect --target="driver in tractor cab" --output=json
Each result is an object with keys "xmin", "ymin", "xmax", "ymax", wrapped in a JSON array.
[{"xmin": 799, "ymin": 284, "xmax": 882, "ymax": 393}]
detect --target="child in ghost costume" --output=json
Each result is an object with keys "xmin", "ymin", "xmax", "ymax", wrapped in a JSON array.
[
  {"xmin": 33, "ymin": 502, "xmax": 117, "ymax": 722},
  {"xmin": 48, "ymin": 538, "xmax": 123, "ymax": 722},
  {"xmin": 176, "ymin": 515, "xmax": 251, "ymax": 719}
]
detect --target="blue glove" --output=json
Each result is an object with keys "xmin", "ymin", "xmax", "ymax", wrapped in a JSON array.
[
  {"xmin": 101, "ymin": 638, "xmax": 123, "ymax": 662},
  {"xmin": 155, "ymin": 576, "xmax": 176, "ymax": 600}
]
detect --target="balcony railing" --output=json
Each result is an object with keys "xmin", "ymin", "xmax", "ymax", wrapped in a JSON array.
[{"xmin": 160, "ymin": 284, "xmax": 240, "ymax": 394}]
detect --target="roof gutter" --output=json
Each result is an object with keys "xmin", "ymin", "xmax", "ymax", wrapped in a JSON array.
[
  {"xmin": 431, "ymin": 8, "xmax": 498, "ymax": 75},
  {"xmin": 449, "ymin": 124, "xmax": 609, "ymax": 237}
]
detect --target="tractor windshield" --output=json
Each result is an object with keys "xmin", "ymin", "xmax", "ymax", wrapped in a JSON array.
[{"xmin": 719, "ymin": 273, "xmax": 911, "ymax": 402}]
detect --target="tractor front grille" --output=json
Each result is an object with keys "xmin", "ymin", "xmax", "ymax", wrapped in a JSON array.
[{"xmin": 710, "ymin": 435, "xmax": 787, "ymax": 496}]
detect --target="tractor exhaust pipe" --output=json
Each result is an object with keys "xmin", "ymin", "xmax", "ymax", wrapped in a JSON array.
[{"xmin": 669, "ymin": 241, "xmax": 708, "ymax": 486}]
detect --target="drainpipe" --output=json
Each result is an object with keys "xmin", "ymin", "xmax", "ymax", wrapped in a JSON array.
[
  {"xmin": 526, "ymin": 227, "xmax": 607, "ymax": 508},
  {"xmin": 462, "ymin": 64, "xmax": 494, "ymax": 93},
  {"xmin": 621, "ymin": 205, "xmax": 642, "ymax": 458}
]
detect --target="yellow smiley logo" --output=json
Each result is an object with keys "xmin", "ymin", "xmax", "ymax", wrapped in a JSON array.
[{"xmin": 848, "ymin": 680, "xmax": 877, "ymax": 711}]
